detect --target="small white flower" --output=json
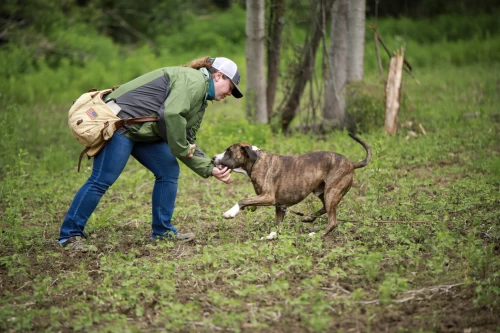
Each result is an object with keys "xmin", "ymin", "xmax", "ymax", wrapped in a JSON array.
[
  {"xmin": 308, "ymin": 232, "xmax": 316, "ymax": 237},
  {"xmin": 266, "ymin": 232, "xmax": 277, "ymax": 239}
]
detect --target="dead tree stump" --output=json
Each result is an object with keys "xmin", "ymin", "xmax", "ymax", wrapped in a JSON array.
[{"xmin": 385, "ymin": 47, "xmax": 405, "ymax": 135}]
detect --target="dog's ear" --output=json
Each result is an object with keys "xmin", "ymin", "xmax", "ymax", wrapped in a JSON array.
[{"xmin": 242, "ymin": 145, "xmax": 258, "ymax": 161}]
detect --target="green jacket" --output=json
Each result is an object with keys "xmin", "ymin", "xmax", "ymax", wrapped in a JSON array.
[{"xmin": 107, "ymin": 66, "xmax": 215, "ymax": 178}]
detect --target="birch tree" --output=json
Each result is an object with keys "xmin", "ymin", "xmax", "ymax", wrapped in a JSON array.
[
  {"xmin": 323, "ymin": 0, "xmax": 365, "ymax": 129},
  {"xmin": 323, "ymin": 0, "xmax": 348, "ymax": 127},
  {"xmin": 246, "ymin": 0, "xmax": 267, "ymax": 123},
  {"xmin": 347, "ymin": 0, "xmax": 366, "ymax": 82}
]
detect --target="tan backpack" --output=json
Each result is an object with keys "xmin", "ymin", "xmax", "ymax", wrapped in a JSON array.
[{"xmin": 68, "ymin": 88, "xmax": 158, "ymax": 171}]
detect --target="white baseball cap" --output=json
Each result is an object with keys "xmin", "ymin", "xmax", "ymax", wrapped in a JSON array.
[{"xmin": 212, "ymin": 57, "xmax": 243, "ymax": 99}]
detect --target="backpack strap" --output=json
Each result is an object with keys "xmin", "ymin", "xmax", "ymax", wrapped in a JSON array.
[
  {"xmin": 114, "ymin": 116, "xmax": 159, "ymax": 129},
  {"xmin": 78, "ymin": 147, "xmax": 91, "ymax": 172}
]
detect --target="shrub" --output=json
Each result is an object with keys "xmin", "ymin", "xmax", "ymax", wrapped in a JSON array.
[{"xmin": 346, "ymin": 81, "xmax": 386, "ymax": 132}]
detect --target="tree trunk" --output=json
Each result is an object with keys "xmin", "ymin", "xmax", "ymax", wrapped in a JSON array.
[
  {"xmin": 266, "ymin": 0, "xmax": 286, "ymax": 121},
  {"xmin": 323, "ymin": 0, "xmax": 348, "ymax": 127},
  {"xmin": 246, "ymin": 0, "xmax": 267, "ymax": 123},
  {"xmin": 281, "ymin": 0, "xmax": 333, "ymax": 133},
  {"xmin": 347, "ymin": 0, "xmax": 366, "ymax": 82},
  {"xmin": 385, "ymin": 48, "xmax": 404, "ymax": 135}
]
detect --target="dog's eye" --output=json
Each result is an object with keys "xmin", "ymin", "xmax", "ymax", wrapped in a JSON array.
[{"xmin": 225, "ymin": 148, "xmax": 232, "ymax": 157}]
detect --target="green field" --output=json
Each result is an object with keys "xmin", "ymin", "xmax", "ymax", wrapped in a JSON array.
[{"xmin": 1, "ymin": 12, "xmax": 499, "ymax": 333}]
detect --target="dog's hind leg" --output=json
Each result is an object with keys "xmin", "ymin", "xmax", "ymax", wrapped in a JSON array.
[
  {"xmin": 302, "ymin": 193, "xmax": 326, "ymax": 223},
  {"xmin": 322, "ymin": 176, "xmax": 353, "ymax": 238},
  {"xmin": 323, "ymin": 206, "xmax": 338, "ymax": 237}
]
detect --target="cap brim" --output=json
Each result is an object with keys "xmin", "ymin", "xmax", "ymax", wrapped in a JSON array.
[{"xmin": 231, "ymin": 82, "xmax": 243, "ymax": 99}]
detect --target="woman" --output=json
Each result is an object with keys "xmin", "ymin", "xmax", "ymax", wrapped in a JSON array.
[{"xmin": 59, "ymin": 56, "xmax": 243, "ymax": 251}]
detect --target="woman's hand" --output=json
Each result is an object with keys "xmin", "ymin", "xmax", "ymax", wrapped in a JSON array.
[
  {"xmin": 212, "ymin": 166, "xmax": 232, "ymax": 184},
  {"xmin": 184, "ymin": 144, "xmax": 197, "ymax": 158}
]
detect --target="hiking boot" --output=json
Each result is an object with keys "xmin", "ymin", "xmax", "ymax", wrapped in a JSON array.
[
  {"xmin": 149, "ymin": 232, "xmax": 196, "ymax": 245},
  {"xmin": 60, "ymin": 237, "xmax": 97, "ymax": 252},
  {"xmin": 175, "ymin": 232, "xmax": 195, "ymax": 243}
]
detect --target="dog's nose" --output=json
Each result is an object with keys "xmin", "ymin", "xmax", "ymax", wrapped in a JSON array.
[{"xmin": 211, "ymin": 156, "xmax": 216, "ymax": 163}]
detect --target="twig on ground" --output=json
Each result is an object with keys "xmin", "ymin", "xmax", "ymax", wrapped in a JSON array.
[
  {"xmin": 188, "ymin": 321, "xmax": 223, "ymax": 331},
  {"xmin": 394, "ymin": 296, "xmax": 415, "ymax": 303},
  {"xmin": 358, "ymin": 283, "xmax": 465, "ymax": 305},
  {"xmin": 16, "ymin": 281, "xmax": 32, "ymax": 291},
  {"xmin": 287, "ymin": 209, "xmax": 433, "ymax": 224},
  {"xmin": 173, "ymin": 245, "xmax": 186, "ymax": 258},
  {"xmin": 404, "ymin": 283, "xmax": 464, "ymax": 295},
  {"xmin": 418, "ymin": 123, "xmax": 427, "ymax": 135},
  {"xmin": 121, "ymin": 219, "xmax": 142, "ymax": 227}
]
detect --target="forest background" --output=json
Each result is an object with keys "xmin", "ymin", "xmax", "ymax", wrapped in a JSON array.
[{"xmin": 1, "ymin": 0, "xmax": 499, "ymax": 332}]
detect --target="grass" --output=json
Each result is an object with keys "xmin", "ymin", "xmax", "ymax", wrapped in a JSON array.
[{"xmin": 1, "ymin": 55, "xmax": 500, "ymax": 333}]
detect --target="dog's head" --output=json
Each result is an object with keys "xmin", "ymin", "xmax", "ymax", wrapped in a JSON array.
[{"xmin": 213, "ymin": 143, "xmax": 260, "ymax": 175}]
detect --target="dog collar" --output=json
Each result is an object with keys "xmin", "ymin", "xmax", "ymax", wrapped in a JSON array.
[{"xmin": 247, "ymin": 151, "xmax": 261, "ymax": 178}]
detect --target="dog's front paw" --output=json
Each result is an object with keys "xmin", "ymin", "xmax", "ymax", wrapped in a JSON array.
[
  {"xmin": 222, "ymin": 212, "xmax": 234, "ymax": 219},
  {"xmin": 223, "ymin": 204, "xmax": 240, "ymax": 219}
]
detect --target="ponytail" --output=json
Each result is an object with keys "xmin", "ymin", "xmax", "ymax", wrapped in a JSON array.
[
  {"xmin": 183, "ymin": 56, "xmax": 222, "ymax": 75},
  {"xmin": 183, "ymin": 56, "xmax": 213, "ymax": 70}
]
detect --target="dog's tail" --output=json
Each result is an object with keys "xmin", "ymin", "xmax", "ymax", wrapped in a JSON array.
[{"xmin": 348, "ymin": 133, "xmax": 372, "ymax": 169}]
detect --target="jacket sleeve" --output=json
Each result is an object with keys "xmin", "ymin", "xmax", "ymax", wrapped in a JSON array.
[
  {"xmin": 162, "ymin": 84, "xmax": 192, "ymax": 158},
  {"xmin": 179, "ymin": 147, "xmax": 215, "ymax": 178}
]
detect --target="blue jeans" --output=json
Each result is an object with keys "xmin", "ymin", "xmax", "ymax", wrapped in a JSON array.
[{"xmin": 59, "ymin": 132, "xmax": 180, "ymax": 242}]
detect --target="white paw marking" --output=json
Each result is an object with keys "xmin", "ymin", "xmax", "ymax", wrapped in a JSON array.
[{"xmin": 223, "ymin": 203, "xmax": 240, "ymax": 219}]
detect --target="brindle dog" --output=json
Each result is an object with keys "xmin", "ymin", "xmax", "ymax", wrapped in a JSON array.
[{"xmin": 213, "ymin": 133, "xmax": 372, "ymax": 238}]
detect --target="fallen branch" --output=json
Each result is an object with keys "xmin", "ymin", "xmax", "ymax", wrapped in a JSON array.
[
  {"xmin": 404, "ymin": 283, "xmax": 465, "ymax": 295},
  {"xmin": 367, "ymin": 220, "xmax": 432, "ymax": 224},
  {"xmin": 358, "ymin": 283, "xmax": 465, "ymax": 305},
  {"xmin": 418, "ymin": 122, "xmax": 427, "ymax": 135},
  {"xmin": 286, "ymin": 209, "xmax": 433, "ymax": 224}
]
